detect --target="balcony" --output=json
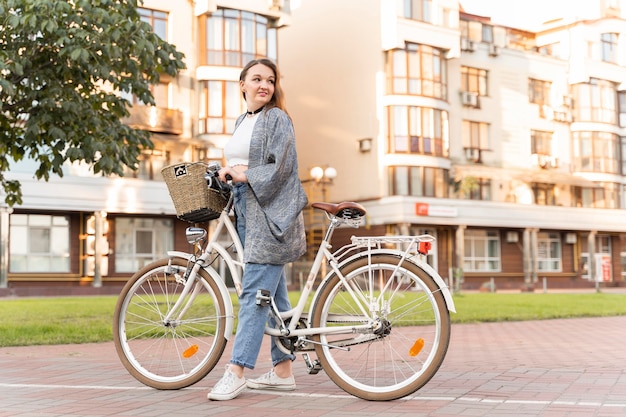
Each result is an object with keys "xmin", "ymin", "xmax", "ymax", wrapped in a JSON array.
[{"xmin": 123, "ymin": 106, "xmax": 183, "ymax": 135}]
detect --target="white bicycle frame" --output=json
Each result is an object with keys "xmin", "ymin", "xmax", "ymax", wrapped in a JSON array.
[{"xmin": 163, "ymin": 204, "xmax": 456, "ymax": 345}]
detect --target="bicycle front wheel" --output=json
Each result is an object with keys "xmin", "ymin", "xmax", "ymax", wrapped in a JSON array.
[
  {"xmin": 113, "ymin": 258, "xmax": 228, "ymax": 390},
  {"xmin": 311, "ymin": 254, "xmax": 451, "ymax": 401}
]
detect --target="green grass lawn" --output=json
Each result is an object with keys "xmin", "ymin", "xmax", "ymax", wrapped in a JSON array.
[{"xmin": 1, "ymin": 292, "xmax": 625, "ymax": 347}]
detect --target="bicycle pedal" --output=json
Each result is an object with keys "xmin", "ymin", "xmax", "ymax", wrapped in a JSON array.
[
  {"xmin": 302, "ymin": 353, "xmax": 322, "ymax": 375},
  {"xmin": 255, "ymin": 289, "xmax": 271, "ymax": 306}
]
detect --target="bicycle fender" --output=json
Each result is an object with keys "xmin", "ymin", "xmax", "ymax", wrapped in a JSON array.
[
  {"xmin": 321, "ymin": 250, "xmax": 456, "ymax": 313},
  {"xmin": 167, "ymin": 251, "xmax": 236, "ymax": 339}
]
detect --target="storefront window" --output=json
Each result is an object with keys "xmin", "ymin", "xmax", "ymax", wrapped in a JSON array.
[
  {"xmin": 115, "ymin": 218, "xmax": 174, "ymax": 272},
  {"xmin": 9, "ymin": 214, "xmax": 70, "ymax": 273}
]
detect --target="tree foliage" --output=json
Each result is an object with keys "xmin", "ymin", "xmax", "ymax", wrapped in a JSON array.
[{"xmin": 0, "ymin": 0, "xmax": 186, "ymax": 206}]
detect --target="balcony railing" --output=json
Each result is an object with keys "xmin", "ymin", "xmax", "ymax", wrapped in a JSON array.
[{"xmin": 123, "ymin": 106, "xmax": 183, "ymax": 135}]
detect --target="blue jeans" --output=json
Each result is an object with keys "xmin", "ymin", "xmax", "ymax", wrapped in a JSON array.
[{"xmin": 230, "ymin": 183, "xmax": 295, "ymax": 369}]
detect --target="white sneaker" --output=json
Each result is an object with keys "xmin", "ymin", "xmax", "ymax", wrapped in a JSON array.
[
  {"xmin": 246, "ymin": 369, "xmax": 296, "ymax": 391},
  {"xmin": 207, "ymin": 367, "xmax": 246, "ymax": 401}
]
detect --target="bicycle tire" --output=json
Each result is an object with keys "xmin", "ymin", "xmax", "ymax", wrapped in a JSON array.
[
  {"xmin": 113, "ymin": 257, "xmax": 228, "ymax": 390},
  {"xmin": 311, "ymin": 254, "xmax": 451, "ymax": 401}
]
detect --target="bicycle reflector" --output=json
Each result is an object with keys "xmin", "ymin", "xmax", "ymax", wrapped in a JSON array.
[
  {"xmin": 418, "ymin": 241, "xmax": 432, "ymax": 255},
  {"xmin": 182, "ymin": 344, "xmax": 199, "ymax": 358}
]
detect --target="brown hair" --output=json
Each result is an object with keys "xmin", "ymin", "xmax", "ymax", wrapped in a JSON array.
[{"xmin": 240, "ymin": 58, "xmax": 287, "ymax": 113}]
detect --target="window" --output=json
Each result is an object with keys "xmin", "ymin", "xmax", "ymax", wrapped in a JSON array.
[
  {"xmin": 403, "ymin": 0, "xmax": 431, "ymax": 23},
  {"xmin": 622, "ymin": 136, "xmax": 626, "ymax": 175},
  {"xmin": 537, "ymin": 232, "xmax": 562, "ymax": 272},
  {"xmin": 601, "ymin": 33, "xmax": 618, "ymax": 63},
  {"xmin": 481, "ymin": 24, "xmax": 493, "ymax": 43},
  {"xmin": 531, "ymin": 130, "xmax": 552, "ymax": 155},
  {"xmin": 123, "ymin": 149, "xmax": 169, "ymax": 180},
  {"xmin": 532, "ymin": 183, "xmax": 557, "ymax": 206},
  {"xmin": 617, "ymin": 91, "xmax": 626, "ymax": 127},
  {"xmin": 529, "ymin": 78, "xmax": 551, "ymax": 105},
  {"xmin": 388, "ymin": 166, "xmax": 449, "ymax": 198},
  {"xmin": 461, "ymin": 67, "xmax": 488, "ymax": 96},
  {"xmin": 572, "ymin": 131, "xmax": 619, "ymax": 173},
  {"xmin": 463, "ymin": 229, "xmax": 501, "ymax": 272},
  {"xmin": 199, "ymin": 81, "xmax": 245, "ymax": 134},
  {"xmin": 581, "ymin": 235, "xmax": 611, "ymax": 280},
  {"xmin": 115, "ymin": 218, "xmax": 174, "ymax": 272},
  {"xmin": 574, "ymin": 78, "xmax": 617, "ymax": 124},
  {"xmin": 139, "ymin": 8, "xmax": 168, "ymax": 39},
  {"xmin": 462, "ymin": 120, "xmax": 489, "ymax": 150},
  {"xmin": 388, "ymin": 43, "xmax": 447, "ymax": 99},
  {"xmin": 9, "ymin": 214, "xmax": 70, "ymax": 273},
  {"xmin": 201, "ymin": 9, "xmax": 277, "ymax": 66},
  {"xmin": 458, "ymin": 177, "xmax": 491, "ymax": 201},
  {"xmin": 572, "ymin": 183, "xmax": 620, "ymax": 208},
  {"xmin": 537, "ymin": 43, "xmax": 561, "ymax": 57},
  {"xmin": 387, "ymin": 106, "xmax": 449, "ymax": 156}
]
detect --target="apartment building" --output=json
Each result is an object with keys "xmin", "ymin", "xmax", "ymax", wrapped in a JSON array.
[
  {"xmin": 279, "ymin": 0, "xmax": 626, "ymax": 290},
  {"xmin": 1, "ymin": 0, "xmax": 625, "ymax": 294}
]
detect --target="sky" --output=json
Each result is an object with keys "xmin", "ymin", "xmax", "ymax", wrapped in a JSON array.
[{"xmin": 459, "ymin": 0, "xmax": 571, "ymax": 29}]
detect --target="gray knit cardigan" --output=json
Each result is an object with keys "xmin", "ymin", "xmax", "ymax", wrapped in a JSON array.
[{"xmin": 237, "ymin": 107, "xmax": 308, "ymax": 265}]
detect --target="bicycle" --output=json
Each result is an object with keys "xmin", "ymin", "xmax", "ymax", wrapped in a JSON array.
[{"xmin": 113, "ymin": 162, "xmax": 456, "ymax": 401}]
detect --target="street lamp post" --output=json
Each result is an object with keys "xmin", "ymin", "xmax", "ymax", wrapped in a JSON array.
[{"xmin": 308, "ymin": 165, "xmax": 337, "ymax": 203}]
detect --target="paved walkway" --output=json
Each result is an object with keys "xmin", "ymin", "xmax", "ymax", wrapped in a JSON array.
[{"xmin": 1, "ymin": 316, "xmax": 625, "ymax": 416}]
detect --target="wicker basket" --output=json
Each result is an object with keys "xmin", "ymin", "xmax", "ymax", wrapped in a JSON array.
[{"xmin": 161, "ymin": 162, "xmax": 229, "ymax": 223}]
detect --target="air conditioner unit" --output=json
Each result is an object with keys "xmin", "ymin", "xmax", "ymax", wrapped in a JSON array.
[
  {"xmin": 553, "ymin": 111, "xmax": 572, "ymax": 123},
  {"xmin": 464, "ymin": 147, "xmax": 481, "ymax": 162},
  {"xmin": 461, "ymin": 91, "xmax": 479, "ymax": 107},
  {"xmin": 565, "ymin": 232, "xmax": 577, "ymax": 244},
  {"xmin": 562, "ymin": 95, "xmax": 573, "ymax": 107},
  {"xmin": 489, "ymin": 44, "xmax": 500, "ymax": 57},
  {"xmin": 531, "ymin": 153, "xmax": 550, "ymax": 169},
  {"xmin": 550, "ymin": 156, "xmax": 560, "ymax": 168},
  {"xmin": 506, "ymin": 231, "xmax": 519, "ymax": 243},
  {"xmin": 461, "ymin": 38, "xmax": 476, "ymax": 52}
]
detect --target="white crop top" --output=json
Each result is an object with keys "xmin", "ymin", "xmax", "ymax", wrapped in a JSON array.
[{"xmin": 225, "ymin": 113, "xmax": 259, "ymax": 167}]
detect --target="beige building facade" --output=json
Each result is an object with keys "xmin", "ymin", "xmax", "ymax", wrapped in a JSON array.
[{"xmin": 1, "ymin": 0, "xmax": 626, "ymax": 294}]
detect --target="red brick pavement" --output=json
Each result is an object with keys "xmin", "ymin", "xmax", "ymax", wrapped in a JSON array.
[{"xmin": 1, "ymin": 316, "xmax": 625, "ymax": 416}]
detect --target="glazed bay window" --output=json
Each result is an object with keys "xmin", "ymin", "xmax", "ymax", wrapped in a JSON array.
[
  {"xmin": 200, "ymin": 9, "xmax": 277, "ymax": 66},
  {"xmin": 572, "ymin": 183, "xmax": 620, "ymax": 208},
  {"xmin": 9, "ymin": 214, "xmax": 70, "ymax": 273},
  {"xmin": 537, "ymin": 232, "xmax": 562, "ymax": 272},
  {"xmin": 574, "ymin": 78, "xmax": 617, "ymax": 124},
  {"xmin": 572, "ymin": 131, "xmax": 619, "ymax": 173},
  {"xmin": 461, "ymin": 66, "xmax": 488, "ymax": 96},
  {"xmin": 387, "ymin": 106, "xmax": 449, "ymax": 156},
  {"xmin": 388, "ymin": 166, "xmax": 449, "ymax": 198},
  {"xmin": 617, "ymin": 91, "xmax": 626, "ymax": 127},
  {"xmin": 463, "ymin": 229, "xmax": 501, "ymax": 272},
  {"xmin": 388, "ymin": 43, "xmax": 447, "ymax": 99},
  {"xmin": 115, "ymin": 218, "xmax": 174, "ymax": 272},
  {"xmin": 199, "ymin": 80, "xmax": 244, "ymax": 135}
]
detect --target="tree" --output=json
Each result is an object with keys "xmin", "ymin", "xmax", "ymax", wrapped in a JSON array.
[{"xmin": 0, "ymin": 0, "xmax": 186, "ymax": 206}]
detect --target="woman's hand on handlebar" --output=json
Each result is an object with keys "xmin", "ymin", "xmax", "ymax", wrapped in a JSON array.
[{"xmin": 218, "ymin": 166, "xmax": 248, "ymax": 184}]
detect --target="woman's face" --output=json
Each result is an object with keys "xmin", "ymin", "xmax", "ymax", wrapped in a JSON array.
[{"xmin": 240, "ymin": 63, "xmax": 275, "ymax": 110}]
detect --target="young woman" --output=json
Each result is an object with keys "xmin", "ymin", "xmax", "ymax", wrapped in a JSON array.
[{"xmin": 207, "ymin": 59, "xmax": 308, "ymax": 401}]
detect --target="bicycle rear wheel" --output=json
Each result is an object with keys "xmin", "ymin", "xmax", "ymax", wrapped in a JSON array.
[
  {"xmin": 113, "ymin": 258, "xmax": 228, "ymax": 390},
  {"xmin": 311, "ymin": 254, "xmax": 451, "ymax": 401}
]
